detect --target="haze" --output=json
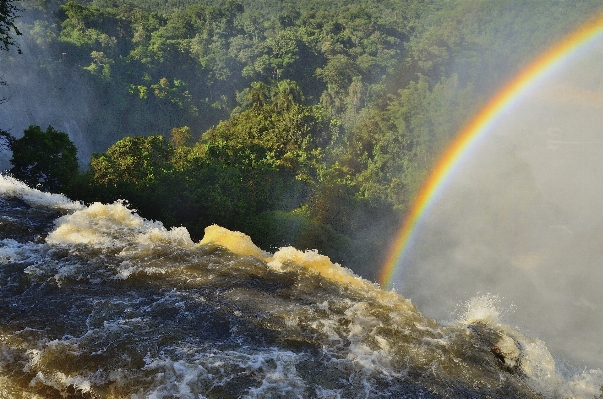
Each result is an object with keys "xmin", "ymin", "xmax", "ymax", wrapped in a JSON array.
[{"xmin": 399, "ymin": 37, "xmax": 603, "ymax": 370}]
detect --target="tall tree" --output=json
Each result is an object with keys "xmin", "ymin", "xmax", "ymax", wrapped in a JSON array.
[{"xmin": 5, "ymin": 125, "xmax": 79, "ymax": 192}]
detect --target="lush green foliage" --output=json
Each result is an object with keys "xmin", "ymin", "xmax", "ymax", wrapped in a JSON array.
[
  {"xmin": 68, "ymin": 85, "xmax": 353, "ymax": 260},
  {"xmin": 18, "ymin": 0, "xmax": 427, "ymax": 150},
  {"xmin": 3, "ymin": 125, "xmax": 79, "ymax": 191},
  {"xmin": 9, "ymin": 0, "xmax": 603, "ymax": 278}
]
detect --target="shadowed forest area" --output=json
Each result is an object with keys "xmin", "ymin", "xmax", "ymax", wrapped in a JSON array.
[{"xmin": 2, "ymin": 0, "xmax": 602, "ymax": 279}]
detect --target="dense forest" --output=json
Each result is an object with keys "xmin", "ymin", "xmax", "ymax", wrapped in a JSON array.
[{"xmin": 2, "ymin": 0, "xmax": 603, "ymax": 279}]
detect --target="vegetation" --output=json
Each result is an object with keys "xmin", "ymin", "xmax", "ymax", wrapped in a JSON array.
[
  {"xmin": 3, "ymin": 0, "xmax": 603, "ymax": 278},
  {"xmin": 1, "ymin": 125, "xmax": 79, "ymax": 191},
  {"xmin": 0, "ymin": 0, "xmax": 20, "ymax": 52},
  {"xmin": 0, "ymin": 0, "xmax": 20, "ymax": 104}
]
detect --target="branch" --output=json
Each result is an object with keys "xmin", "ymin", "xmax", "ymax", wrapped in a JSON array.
[
  {"xmin": 0, "ymin": 129, "xmax": 15, "ymax": 151},
  {"xmin": 0, "ymin": 0, "xmax": 22, "ymax": 53}
]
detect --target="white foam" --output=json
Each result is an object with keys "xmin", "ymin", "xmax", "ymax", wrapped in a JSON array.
[
  {"xmin": 455, "ymin": 293, "xmax": 505, "ymax": 325},
  {"xmin": 453, "ymin": 294, "xmax": 603, "ymax": 398},
  {"xmin": 138, "ymin": 348, "xmax": 311, "ymax": 399},
  {"xmin": 0, "ymin": 174, "xmax": 83, "ymax": 211},
  {"xmin": 341, "ymin": 302, "xmax": 398, "ymax": 377},
  {"xmin": 46, "ymin": 201, "xmax": 195, "ymax": 253},
  {"xmin": 198, "ymin": 224, "xmax": 268, "ymax": 259},
  {"xmin": 29, "ymin": 371, "xmax": 93, "ymax": 396},
  {"xmin": 268, "ymin": 246, "xmax": 374, "ymax": 290},
  {"xmin": 0, "ymin": 239, "xmax": 44, "ymax": 265},
  {"xmin": 242, "ymin": 351, "xmax": 307, "ymax": 399},
  {"xmin": 142, "ymin": 358, "xmax": 208, "ymax": 399}
]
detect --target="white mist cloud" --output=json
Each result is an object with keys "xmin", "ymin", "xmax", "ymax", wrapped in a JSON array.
[
  {"xmin": 0, "ymin": 8, "xmax": 96, "ymax": 167},
  {"xmin": 398, "ymin": 37, "xmax": 603, "ymax": 369}
]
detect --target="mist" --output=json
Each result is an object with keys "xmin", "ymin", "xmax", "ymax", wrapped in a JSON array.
[
  {"xmin": 398, "ymin": 36, "xmax": 603, "ymax": 370},
  {"xmin": 0, "ymin": 9, "xmax": 99, "ymax": 170}
]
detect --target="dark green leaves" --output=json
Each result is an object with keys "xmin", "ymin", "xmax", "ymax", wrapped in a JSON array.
[{"xmin": 7, "ymin": 125, "xmax": 79, "ymax": 192}]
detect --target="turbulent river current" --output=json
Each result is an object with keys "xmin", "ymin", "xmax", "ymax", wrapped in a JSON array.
[{"xmin": 0, "ymin": 174, "xmax": 602, "ymax": 398}]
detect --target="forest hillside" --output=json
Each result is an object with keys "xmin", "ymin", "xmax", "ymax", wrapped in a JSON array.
[{"xmin": 1, "ymin": 0, "xmax": 602, "ymax": 279}]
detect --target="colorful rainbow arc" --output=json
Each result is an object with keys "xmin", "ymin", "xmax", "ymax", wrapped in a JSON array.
[{"xmin": 378, "ymin": 11, "xmax": 603, "ymax": 288}]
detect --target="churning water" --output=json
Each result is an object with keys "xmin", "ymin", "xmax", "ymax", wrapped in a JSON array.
[{"xmin": 0, "ymin": 174, "xmax": 602, "ymax": 398}]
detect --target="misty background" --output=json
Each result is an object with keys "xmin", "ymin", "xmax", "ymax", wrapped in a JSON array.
[
  {"xmin": 0, "ymin": 9, "xmax": 95, "ymax": 169},
  {"xmin": 399, "ymin": 37, "xmax": 603, "ymax": 370}
]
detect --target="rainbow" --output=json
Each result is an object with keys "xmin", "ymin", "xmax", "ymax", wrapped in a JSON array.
[{"xmin": 379, "ymin": 11, "xmax": 603, "ymax": 288}]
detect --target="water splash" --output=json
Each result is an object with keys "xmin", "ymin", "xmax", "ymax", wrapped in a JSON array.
[{"xmin": 1, "ymin": 176, "xmax": 602, "ymax": 398}]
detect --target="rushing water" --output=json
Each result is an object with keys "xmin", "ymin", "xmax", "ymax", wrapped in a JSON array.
[{"xmin": 0, "ymin": 175, "xmax": 602, "ymax": 398}]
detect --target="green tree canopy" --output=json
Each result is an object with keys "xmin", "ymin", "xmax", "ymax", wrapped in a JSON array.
[
  {"xmin": 5, "ymin": 125, "xmax": 79, "ymax": 192},
  {"xmin": 89, "ymin": 135, "xmax": 172, "ymax": 188}
]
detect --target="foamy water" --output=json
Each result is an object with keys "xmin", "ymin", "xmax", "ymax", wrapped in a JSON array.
[{"xmin": 0, "ymin": 175, "xmax": 601, "ymax": 398}]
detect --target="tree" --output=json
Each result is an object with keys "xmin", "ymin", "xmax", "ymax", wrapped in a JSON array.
[
  {"xmin": 89, "ymin": 135, "xmax": 172, "ymax": 188},
  {"xmin": 0, "ymin": 0, "xmax": 21, "ymax": 104},
  {"xmin": 169, "ymin": 126, "xmax": 192, "ymax": 148},
  {"xmin": 0, "ymin": 0, "xmax": 20, "ymax": 53},
  {"xmin": 4, "ymin": 125, "xmax": 79, "ymax": 192}
]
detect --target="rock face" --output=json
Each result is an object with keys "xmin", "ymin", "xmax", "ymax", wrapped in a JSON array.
[{"xmin": 1, "ymin": 175, "xmax": 601, "ymax": 398}]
